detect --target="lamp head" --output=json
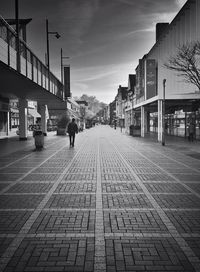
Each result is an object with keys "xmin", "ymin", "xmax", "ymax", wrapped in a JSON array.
[{"xmin": 55, "ymin": 32, "xmax": 61, "ymax": 39}]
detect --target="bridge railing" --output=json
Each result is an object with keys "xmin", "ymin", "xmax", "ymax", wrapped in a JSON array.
[{"xmin": 0, "ymin": 16, "xmax": 64, "ymax": 100}]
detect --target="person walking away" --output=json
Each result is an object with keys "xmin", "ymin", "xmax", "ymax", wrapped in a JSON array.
[
  {"xmin": 114, "ymin": 119, "xmax": 117, "ymax": 130},
  {"xmin": 67, "ymin": 118, "xmax": 78, "ymax": 147},
  {"xmin": 188, "ymin": 122, "xmax": 195, "ymax": 142}
]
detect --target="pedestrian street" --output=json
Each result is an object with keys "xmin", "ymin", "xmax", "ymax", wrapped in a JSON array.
[{"xmin": 0, "ymin": 125, "xmax": 200, "ymax": 271}]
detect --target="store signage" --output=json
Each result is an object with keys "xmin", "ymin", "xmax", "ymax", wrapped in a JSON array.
[
  {"xmin": 136, "ymin": 59, "xmax": 145, "ymax": 99},
  {"xmin": 64, "ymin": 66, "xmax": 71, "ymax": 98},
  {"xmin": 146, "ymin": 59, "xmax": 157, "ymax": 99}
]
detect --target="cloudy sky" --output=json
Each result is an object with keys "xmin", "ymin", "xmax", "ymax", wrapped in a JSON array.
[{"xmin": 0, "ymin": 0, "xmax": 187, "ymax": 103}]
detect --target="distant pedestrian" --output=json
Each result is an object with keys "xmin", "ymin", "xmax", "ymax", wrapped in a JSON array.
[
  {"xmin": 188, "ymin": 122, "xmax": 195, "ymax": 142},
  {"xmin": 114, "ymin": 120, "xmax": 117, "ymax": 130},
  {"xmin": 67, "ymin": 118, "xmax": 78, "ymax": 147}
]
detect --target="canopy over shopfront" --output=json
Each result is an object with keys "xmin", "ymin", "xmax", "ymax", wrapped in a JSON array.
[
  {"xmin": 28, "ymin": 108, "xmax": 41, "ymax": 118},
  {"xmin": 67, "ymin": 108, "xmax": 80, "ymax": 120}
]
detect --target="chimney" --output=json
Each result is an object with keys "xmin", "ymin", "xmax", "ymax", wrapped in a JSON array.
[{"xmin": 156, "ymin": 23, "xmax": 169, "ymax": 42}]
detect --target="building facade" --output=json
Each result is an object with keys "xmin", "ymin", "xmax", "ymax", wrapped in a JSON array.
[
  {"xmin": 126, "ymin": 0, "xmax": 200, "ymax": 141},
  {"xmin": 109, "ymin": 100, "xmax": 116, "ymax": 126},
  {"xmin": 116, "ymin": 85, "xmax": 128, "ymax": 128},
  {"xmin": 124, "ymin": 75, "xmax": 136, "ymax": 134}
]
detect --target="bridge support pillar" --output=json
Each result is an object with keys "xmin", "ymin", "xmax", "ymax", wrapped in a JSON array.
[
  {"xmin": 19, "ymin": 98, "xmax": 28, "ymax": 140},
  {"xmin": 40, "ymin": 104, "xmax": 47, "ymax": 136},
  {"xmin": 141, "ymin": 106, "xmax": 147, "ymax": 137},
  {"xmin": 158, "ymin": 99, "xmax": 163, "ymax": 142}
]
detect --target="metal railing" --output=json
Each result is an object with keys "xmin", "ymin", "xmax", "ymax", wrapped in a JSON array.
[{"xmin": 0, "ymin": 15, "xmax": 64, "ymax": 100}]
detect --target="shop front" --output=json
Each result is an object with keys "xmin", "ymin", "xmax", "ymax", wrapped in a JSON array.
[
  {"xmin": 0, "ymin": 98, "xmax": 9, "ymax": 137},
  {"xmin": 148, "ymin": 99, "xmax": 200, "ymax": 140}
]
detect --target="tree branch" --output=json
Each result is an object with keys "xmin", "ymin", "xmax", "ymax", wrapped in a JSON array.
[{"xmin": 164, "ymin": 41, "xmax": 200, "ymax": 91}]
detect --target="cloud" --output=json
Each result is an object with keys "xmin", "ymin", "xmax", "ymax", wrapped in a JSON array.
[
  {"xmin": 57, "ymin": 0, "xmax": 100, "ymax": 48},
  {"xmin": 72, "ymin": 82, "xmax": 89, "ymax": 93},
  {"xmin": 74, "ymin": 70, "xmax": 118, "ymax": 83},
  {"xmin": 176, "ymin": 0, "xmax": 187, "ymax": 8},
  {"xmin": 126, "ymin": 27, "xmax": 155, "ymax": 36}
]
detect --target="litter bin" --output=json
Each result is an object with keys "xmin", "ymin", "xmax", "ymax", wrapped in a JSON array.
[{"xmin": 33, "ymin": 130, "xmax": 44, "ymax": 149}]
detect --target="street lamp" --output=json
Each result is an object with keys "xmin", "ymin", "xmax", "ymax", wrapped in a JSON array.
[
  {"xmin": 162, "ymin": 79, "xmax": 166, "ymax": 146},
  {"xmin": 46, "ymin": 19, "xmax": 61, "ymax": 69},
  {"xmin": 61, "ymin": 48, "xmax": 70, "ymax": 84}
]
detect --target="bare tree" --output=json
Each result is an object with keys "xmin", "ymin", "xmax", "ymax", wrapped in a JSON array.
[{"xmin": 164, "ymin": 41, "xmax": 200, "ymax": 90}]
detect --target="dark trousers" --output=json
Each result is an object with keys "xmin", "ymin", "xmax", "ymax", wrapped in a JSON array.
[
  {"xmin": 189, "ymin": 133, "xmax": 194, "ymax": 142},
  {"xmin": 69, "ymin": 133, "xmax": 75, "ymax": 146}
]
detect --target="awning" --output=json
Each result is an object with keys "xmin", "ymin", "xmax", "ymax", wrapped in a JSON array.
[
  {"xmin": 28, "ymin": 108, "xmax": 41, "ymax": 118},
  {"xmin": 67, "ymin": 108, "xmax": 80, "ymax": 119}
]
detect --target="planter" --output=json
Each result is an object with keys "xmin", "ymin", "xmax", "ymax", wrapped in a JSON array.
[
  {"xmin": 130, "ymin": 125, "xmax": 141, "ymax": 137},
  {"xmin": 132, "ymin": 129, "xmax": 141, "ymax": 137}
]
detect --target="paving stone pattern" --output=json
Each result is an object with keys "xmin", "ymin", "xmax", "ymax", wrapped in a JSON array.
[{"xmin": 0, "ymin": 126, "xmax": 200, "ymax": 271}]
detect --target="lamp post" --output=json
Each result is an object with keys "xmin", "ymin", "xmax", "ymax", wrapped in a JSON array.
[
  {"xmin": 162, "ymin": 79, "xmax": 166, "ymax": 146},
  {"xmin": 46, "ymin": 19, "xmax": 61, "ymax": 69},
  {"xmin": 61, "ymin": 48, "xmax": 69, "ymax": 84},
  {"xmin": 15, "ymin": 0, "xmax": 20, "ymax": 72}
]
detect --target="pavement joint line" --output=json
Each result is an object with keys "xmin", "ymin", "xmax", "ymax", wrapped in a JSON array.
[
  {"xmin": 126, "ymin": 139, "xmax": 200, "ymax": 200},
  {"xmin": 3, "ymin": 193, "xmax": 47, "ymax": 195},
  {"xmin": 103, "ymin": 207, "xmax": 200, "ymax": 211},
  {"xmin": 100, "ymin": 180, "xmax": 137, "ymax": 183},
  {"xmin": 163, "ymin": 208, "xmax": 200, "ymax": 211},
  {"xmin": 104, "ymin": 233, "xmax": 173, "ymax": 238},
  {"xmin": 0, "ymin": 209, "xmax": 35, "ymax": 212},
  {"xmin": 2, "ymin": 192, "xmax": 97, "ymax": 195},
  {"xmin": 0, "ymin": 138, "xmax": 88, "ymax": 272},
  {"xmin": 94, "ymin": 138, "xmax": 106, "ymax": 272},
  {"xmin": 103, "ymin": 208, "xmax": 156, "ymax": 211},
  {"xmin": 102, "ymin": 192, "xmax": 145, "ymax": 195},
  {"xmin": 0, "ymin": 138, "xmax": 64, "ymax": 171},
  {"xmin": 60, "ymin": 180, "xmax": 97, "ymax": 183},
  {"xmin": 0, "ymin": 234, "xmax": 17, "ymax": 238},
  {"xmin": 0, "ymin": 153, "xmax": 33, "ymax": 171},
  {"xmin": 102, "ymin": 192, "xmax": 192, "ymax": 195},
  {"xmin": 150, "ymin": 192, "xmax": 193, "ymax": 195},
  {"xmin": 0, "ymin": 143, "xmax": 72, "ymax": 195},
  {"xmin": 129, "ymin": 137, "xmax": 200, "ymax": 175},
  {"xmin": 8, "ymin": 233, "xmax": 96, "ymax": 238},
  {"xmin": 19, "ymin": 180, "xmax": 55, "ymax": 183},
  {"xmin": 182, "ymin": 233, "xmax": 200, "ymax": 237},
  {"xmin": 110, "ymin": 138, "xmax": 200, "ymax": 272},
  {"xmin": 148, "ymin": 155, "xmax": 200, "ymax": 198}
]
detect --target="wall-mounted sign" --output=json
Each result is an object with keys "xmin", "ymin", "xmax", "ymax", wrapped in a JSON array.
[
  {"xmin": 146, "ymin": 59, "xmax": 157, "ymax": 99},
  {"xmin": 136, "ymin": 59, "xmax": 145, "ymax": 100}
]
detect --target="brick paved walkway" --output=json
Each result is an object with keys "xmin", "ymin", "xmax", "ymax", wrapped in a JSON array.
[{"xmin": 0, "ymin": 126, "xmax": 200, "ymax": 271}]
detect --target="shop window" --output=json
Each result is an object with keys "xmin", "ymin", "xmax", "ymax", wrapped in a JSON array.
[{"xmin": 0, "ymin": 112, "xmax": 7, "ymax": 135}]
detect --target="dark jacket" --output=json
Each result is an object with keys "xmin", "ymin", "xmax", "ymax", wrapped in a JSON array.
[{"xmin": 67, "ymin": 122, "xmax": 78, "ymax": 135}]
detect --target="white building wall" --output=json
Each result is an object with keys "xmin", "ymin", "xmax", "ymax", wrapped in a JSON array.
[{"xmin": 146, "ymin": 0, "xmax": 200, "ymax": 102}]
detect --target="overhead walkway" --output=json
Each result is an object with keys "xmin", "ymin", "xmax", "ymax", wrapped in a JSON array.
[
  {"xmin": 0, "ymin": 16, "xmax": 66, "ymax": 139},
  {"xmin": 0, "ymin": 15, "xmax": 65, "ymax": 108}
]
